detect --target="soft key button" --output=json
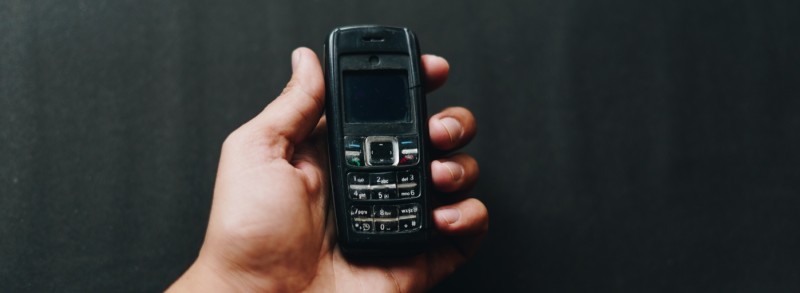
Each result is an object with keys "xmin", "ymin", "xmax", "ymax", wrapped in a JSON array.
[
  {"xmin": 344, "ymin": 137, "xmax": 364, "ymax": 167},
  {"xmin": 397, "ymin": 136, "xmax": 419, "ymax": 165}
]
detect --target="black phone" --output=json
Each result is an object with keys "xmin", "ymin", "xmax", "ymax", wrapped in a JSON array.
[{"xmin": 324, "ymin": 25, "xmax": 431, "ymax": 256}]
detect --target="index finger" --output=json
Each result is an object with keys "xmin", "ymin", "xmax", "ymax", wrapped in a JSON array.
[{"xmin": 422, "ymin": 55, "xmax": 449, "ymax": 93}]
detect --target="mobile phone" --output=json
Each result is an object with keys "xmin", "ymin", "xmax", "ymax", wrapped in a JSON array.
[{"xmin": 324, "ymin": 25, "xmax": 431, "ymax": 256}]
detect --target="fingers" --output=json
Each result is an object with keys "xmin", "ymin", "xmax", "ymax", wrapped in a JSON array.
[
  {"xmin": 431, "ymin": 153, "xmax": 479, "ymax": 194},
  {"xmin": 423, "ymin": 198, "xmax": 488, "ymax": 290},
  {"xmin": 421, "ymin": 55, "xmax": 449, "ymax": 93},
  {"xmin": 429, "ymin": 107, "xmax": 477, "ymax": 151},
  {"xmin": 433, "ymin": 198, "xmax": 489, "ymax": 236},
  {"xmin": 232, "ymin": 47, "xmax": 325, "ymax": 158}
]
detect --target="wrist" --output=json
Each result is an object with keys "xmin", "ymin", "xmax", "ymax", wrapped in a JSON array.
[{"xmin": 167, "ymin": 256, "xmax": 258, "ymax": 293}]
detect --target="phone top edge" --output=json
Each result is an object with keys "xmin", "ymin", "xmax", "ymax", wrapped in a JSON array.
[
  {"xmin": 330, "ymin": 24, "xmax": 412, "ymax": 33},
  {"xmin": 327, "ymin": 25, "xmax": 417, "ymax": 57}
]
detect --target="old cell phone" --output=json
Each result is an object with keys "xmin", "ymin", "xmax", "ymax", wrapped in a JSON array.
[{"xmin": 324, "ymin": 25, "xmax": 431, "ymax": 255}]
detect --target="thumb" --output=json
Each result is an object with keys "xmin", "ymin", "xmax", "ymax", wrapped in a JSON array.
[{"xmin": 246, "ymin": 47, "xmax": 325, "ymax": 147}]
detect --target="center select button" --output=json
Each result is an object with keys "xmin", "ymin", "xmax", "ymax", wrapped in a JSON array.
[{"xmin": 365, "ymin": 136, "xmax": 399, "ymax": 166}]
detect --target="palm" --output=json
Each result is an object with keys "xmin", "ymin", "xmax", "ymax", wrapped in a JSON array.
[{"xmin": 211, "ymin": 125, "xmax": 450, "ymax": 292}]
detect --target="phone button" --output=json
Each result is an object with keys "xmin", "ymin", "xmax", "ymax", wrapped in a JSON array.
[
  {"xmin": 397, "ymin": 170, "xmax": 417, "ymax": 184},
  {"xmin": 351, "ymin": 188, "xmax": 368, "ymax": 200},
  {"xmin": 371, "ymin": 189, "xmax": 397, "ymax": 200},
  {"xmin": 350, "ymin": 205, "xmax": 373, "ymax": 232},
  {"xmin": 398, "ymin": 136, "xmax": 419, "ymax": 165},
  {"xmin": 369, "ymin": 141, "xmax": 394, "ymax": 165},
  {"xmin": 365, "ymin": 136, "xmax": 399, "ymax": 166},
  {"xmin": 350, "ymin": 205, "xmax": 372, "ymax": 217},
  {"xmin": 374, "ymin": 205, "xmax": 398, "ymax": 218},
  {"xmin": 399, "ymin": 204, "xmax": 421, "ymax": 231},
  {"xmin": 375, "ymin": 219, "xmax": 399, "ymax": 232},
  {"xmin": 344, "ymin": 137, "xmax": 364, "ymax": 167},
  {"xmin": 347, "ymin": 173, "xmax": 370, "ymax": 200},
  {"xmin": 374, "ymin": 206, "xmax": 401, "ymax": 232},
  {"xmin": 369, "ymin": 172, "xmax": 396, "ymax": 186},
  {"xmin": 397, "ymin": 170, "xmax": 419, "ymax": 198},
  {"xmin": 353, "ymin": 218, "xmax": 374, "ymax": 232},
  {"xmin": 369, "ymin": 172, "xmax": 397, "ymax": 200},
  {"xmin": 398, "ymin": 186, "xmax": 418, "ymax": 198},
  {"xmin": 349, "ymin": 172, "xmax": 369, "ymax": 185}
]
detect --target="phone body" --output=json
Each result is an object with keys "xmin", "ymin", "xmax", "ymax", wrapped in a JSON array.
[{"xmin": 324, "ymin": 25, "xmax": 431, "ymax": 256}]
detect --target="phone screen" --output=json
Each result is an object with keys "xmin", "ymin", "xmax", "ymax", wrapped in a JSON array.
[{"xmin": 343, "ymin": 70, "xmax": 410, "ymax": 123}]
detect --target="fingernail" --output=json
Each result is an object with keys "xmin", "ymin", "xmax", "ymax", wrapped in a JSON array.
[
  {"xmin": 438, "ymin": 208, "xmax": 461, "ymax": 225},
  {"xmin": 438, "ymin": 117, "xmax": 463, "ymax": 143},
  {"xmin": 437, "ymin": 160, "xmax": 464, "ymax": 182},
  {"xmin": 292, "ymin": 49, "xmax": 303, "ymax": 71}
]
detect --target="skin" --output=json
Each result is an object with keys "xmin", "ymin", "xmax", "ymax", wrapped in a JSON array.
[{"xmin": 168, "ymin": 48, "xmax": 488, "ymax": 293}]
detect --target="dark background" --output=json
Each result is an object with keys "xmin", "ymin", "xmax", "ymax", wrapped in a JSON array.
[{"xmin": 2, "ymin": 0, "xmax": 800, "ymax": 292}]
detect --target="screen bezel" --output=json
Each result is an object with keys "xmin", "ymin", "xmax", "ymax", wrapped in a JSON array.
[
  {"xmin": 338, "ymin": 54, "xmax": 419, "ymax": 136},
  {"xmin": 342, "ymin": 69, "xmax": 412, "ymax": 124}
]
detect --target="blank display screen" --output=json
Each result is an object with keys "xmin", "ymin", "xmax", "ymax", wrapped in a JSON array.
[{"xmin": 343, "ymin": 70, "xmax": 410, "ymax": 123}]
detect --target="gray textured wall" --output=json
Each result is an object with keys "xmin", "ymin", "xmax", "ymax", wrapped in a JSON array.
[{"xmin": 2, "ymin": 0, "xmax": 800, "ymax": 292}]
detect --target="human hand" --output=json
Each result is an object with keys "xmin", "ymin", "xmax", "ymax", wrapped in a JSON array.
[{"xmin": 168, "ymin": 47, "xmax": 488, "ymax": 293}]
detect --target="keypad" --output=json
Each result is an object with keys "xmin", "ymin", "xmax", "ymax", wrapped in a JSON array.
[
  {"xmin": 349, "ymin": 204, "xmax": 421, "ymax": 233},
  {"xmin": 348, "ymin": 170, "xmax": 419, "ymax": 200},
  {"xmin": 343, "ymin": 135, "xmax": 423, "ymax": 234}
]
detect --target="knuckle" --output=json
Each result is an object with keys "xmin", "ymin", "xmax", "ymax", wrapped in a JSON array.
[
  {"xmin": 453, "ymin": 153, "xmax": 479, "ymax": 172},
  {"xmin": 435, "ymin": 107, "xmax": 477, "ymax": 141},
  {"xmin": 281, "ymin": 79, "xmax": 298, "ymax": 96},
  {"xmin": 222, "ymin": 123, "xmax": 289, "ymax": 160},
  {"xmin": 222, "ymin": 127, "xmax": 248, "ymax": 151}
]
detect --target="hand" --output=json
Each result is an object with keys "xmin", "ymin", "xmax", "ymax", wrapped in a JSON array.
[{"xmin": 168, "ymin": 48, "xmax": 488, "ymax": 293}]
